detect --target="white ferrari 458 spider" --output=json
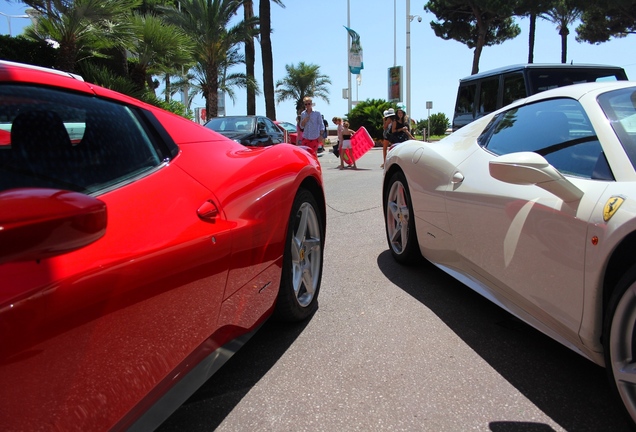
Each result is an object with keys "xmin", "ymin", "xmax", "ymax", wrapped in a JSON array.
[{"xmin": 383, "ymin": 81, "xmax": 636, "ymax": 426}]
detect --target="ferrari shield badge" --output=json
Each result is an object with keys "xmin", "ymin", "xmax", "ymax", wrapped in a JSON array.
[{"xmin": 603, "ymin": 196, "xmax": 625, "ymax": 222}]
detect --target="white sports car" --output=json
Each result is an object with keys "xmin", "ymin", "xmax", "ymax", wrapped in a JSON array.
[{"xmin": 383, "ymin": 81, "xmax": 636, "ymax": 426}]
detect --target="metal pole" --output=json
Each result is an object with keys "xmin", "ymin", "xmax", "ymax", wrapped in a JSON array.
[
  {"xmin": 406, "ymin": 0, "xmax": 411, "ymax": 117},
  {"xmin": 393, "ymin": 0, "xmax": 396, "ymax": 67},
  {"xmin": 0, "ymin": 11, "xmax": 29, "ymax": 36},
  {"xmin": 347, "ymin": 0, "xmax": 352, "ymax": 114}
]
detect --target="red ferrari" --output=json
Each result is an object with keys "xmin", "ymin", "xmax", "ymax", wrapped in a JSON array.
[{"xmin": 0, "ymin": 61, "xmax": 326, "ymax": 431}]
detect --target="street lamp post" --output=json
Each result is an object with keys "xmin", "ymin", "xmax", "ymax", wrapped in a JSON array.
[
  {"xmin": 406, "ymin": 0, "xmax": 421, "ymax": 119},
  {"xmin": 406, "ymin": 0, "xmax": 411, "ymax": 116},
  {"xmin": 347, "ymin": 0, "xmax": 352, "ymax": 113},
  {"xmin": 0, "ymin": 11, "xmax": 29, "ymax": 36}
]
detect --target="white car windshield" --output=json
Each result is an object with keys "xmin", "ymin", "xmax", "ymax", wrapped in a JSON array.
[{"xmin": 598, "ymin": 88, "xmax": 636, "ymax": 171}]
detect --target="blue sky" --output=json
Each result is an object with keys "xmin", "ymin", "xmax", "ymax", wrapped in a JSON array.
[{"xmin": 2, "ymin": 0, "xmax": 635, "ymax": 125}]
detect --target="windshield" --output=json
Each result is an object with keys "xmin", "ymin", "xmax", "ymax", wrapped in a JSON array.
[
  {"xmin": 598, "ymin": 87, "xmax": 636, "ymax": 171},
  {"xmin": 205, "ymin": 117, "xmax": 255, "ymax": 133},
  {"xmin": 278, "ymin": 122, "xmax": 296, "ymax": 133}
]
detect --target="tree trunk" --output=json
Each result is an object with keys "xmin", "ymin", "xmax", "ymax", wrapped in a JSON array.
[
  {"xmin": 57, "ymin": 41, "xmax": 77, "ymax": 73},
  {"xmin": 205, "ymin": 66, "xmax": 220, "ymax": 119},
  {"xmin": 260, "ymin": 0, "xmax": 276, "ymax": 120},
  {"xmin": 470, "ymin": 8, "xmax": 488, "ymax": 75},
  {"xmin": 528, "ymin": 13, "xmax": 536, "ymax": 64},
  {"xmin": 560, "ymin": 26, "xmax": 569, "ymax": 63},
  {"xmin": 245, "ymin": 1, "xmax": 256, "ymax": 115},
  {"xmin": 165, "ymin": 74, "xmax": 171, "ymax": 102}
]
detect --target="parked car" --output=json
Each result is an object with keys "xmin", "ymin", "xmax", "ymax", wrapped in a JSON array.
[
  {"xmin": 384, "ymin": 81, "xmax": 636, "ymax": 427},
  {"xmin": 452, "ymin": 63, "xmax": 628, "ymax": 131},
  {"xmin": 0, "ymin": 60, "xmax": 326, "ymax": 431},
  {"xmin": 204, "ymin": 114, "xmax": 284, "ymax": 147},
  {"xmin": 275, "ymin": 120, "xmax": 299, "ymax": 144}
]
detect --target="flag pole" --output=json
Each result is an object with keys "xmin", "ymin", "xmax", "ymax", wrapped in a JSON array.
[{"xmin": 347, "ymin": 0, "xmax": 352, "ymax": 114}]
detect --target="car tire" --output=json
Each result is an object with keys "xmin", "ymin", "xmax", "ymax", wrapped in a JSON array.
[
  {"xmin": 273, "ymin": 188, "xmax": 323, "ymax": 322},
  {"xmin": 604, "ymin": 264, "xmax": 636, "ymax": 428},
  {"xmin": 384, "ymin": 170, "xmax": 420, "ymax": 265}
]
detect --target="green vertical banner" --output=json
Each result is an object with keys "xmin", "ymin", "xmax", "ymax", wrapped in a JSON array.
[{"xmin": 344, "ymin": 26, "xmax": 363, "ymax": 74}]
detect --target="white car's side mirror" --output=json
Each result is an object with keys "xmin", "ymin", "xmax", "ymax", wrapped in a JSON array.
[{"xmin": 489, "ymin": 151, "xmax": 583, "ymax": 203}]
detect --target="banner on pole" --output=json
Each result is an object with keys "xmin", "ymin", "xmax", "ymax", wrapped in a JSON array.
[
  {"xmin": 344, "ymin": 26, "xmax": 363, "ymax": 75},
  {"xmin": 388, "ymin": 66, "xmax": 402, "ymax": 102}
]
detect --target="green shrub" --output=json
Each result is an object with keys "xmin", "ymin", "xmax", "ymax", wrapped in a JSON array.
[
  {"xmin": 345, "ymin": 99, "xmax": 399, "ymax": 140},
  {"xmin": 417, "ymin": 113, "xmax": 449, "ymax": 137},
  {"xmin": 0, "ymin": 35, "xmax": 57, "ymax": 68}
]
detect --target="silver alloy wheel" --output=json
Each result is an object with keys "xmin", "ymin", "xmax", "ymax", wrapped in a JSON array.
[
  {"xmin": 609, "ymin": 281, "xmax": 636, "ymax": 421},
  {"xmin": 386, "ymin": 179, "xmax": 410, "ymax": 256},
  {"xmin": 290, "ymin": 202, "xmax": 322, "ymax": 307}
]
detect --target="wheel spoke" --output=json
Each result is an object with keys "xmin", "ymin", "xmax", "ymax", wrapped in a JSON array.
[
  {"xmin": 615, "ymin": 362, "xmax": 636, "ymax": 386},
  {"xmin": 301, "ymin": 268, "xmax": 315, "ymax": 297},
  {"xmin": 390, "ymin": 220, "xmax": 402, "ymax": 244},
  {"xmin": 295, "ymin": 204, "xmax": 309, "ymax": 242},
  {"xmin": 291, "ymin": 235, "xmax": 301, "ymax": 262}
]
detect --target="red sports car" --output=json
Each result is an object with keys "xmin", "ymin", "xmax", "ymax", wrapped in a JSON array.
[
  {"xmin": 275, "ymin": 120, "xmax": 299, "ymax": 144},
  {"xmin": 0, "ymin": 61, "xmax": 326, "ymax": 431}
]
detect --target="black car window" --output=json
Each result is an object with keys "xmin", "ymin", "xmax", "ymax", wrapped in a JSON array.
[
  {"xmin": 478, "ymin": 77, "xmax": 499, "ymax": 116},
  {"xmin": 0, "ymin": 84, "xmax": 164, "ymax": 194},
  {"xmin": 502, "ymin": 73, "xmax": 526, "ymax": 106},
  {"xmin": 456, "ymin": 84, "xmax": 476, "ymax": 115},
  {"xmin": 262, "ymin": 117, "xmax": 280, "ymax": 135},
  {"xmin": 481, "ymin": 98, "xmax": 608, "ymax": 180},
  {"xmin": 528, "ymin": 69, "xmax": 624, "ymax": 94}
]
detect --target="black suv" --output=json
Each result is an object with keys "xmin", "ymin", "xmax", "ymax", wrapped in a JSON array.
[{"xmin": 452, "ymin": 63, "xmax": 628, "ymax": 131}]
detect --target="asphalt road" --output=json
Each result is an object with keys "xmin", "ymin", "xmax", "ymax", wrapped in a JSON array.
[{"xmin": 158, "ymin": 147, "xmax": 631, "ymax": 432}]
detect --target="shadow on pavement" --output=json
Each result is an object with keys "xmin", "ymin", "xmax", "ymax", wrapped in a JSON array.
[
  {"xmin": 376, "ymin": 249, "xmax": 632, "ymax": 432},
  {"xmin": 157, "ymin": 317, "xmax": 312, "ymax": 431}
]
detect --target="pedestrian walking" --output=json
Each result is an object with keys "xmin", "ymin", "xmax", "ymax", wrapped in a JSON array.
[
  {"xmin": 299, "ymin": 97, "xmax": 324, "ymax": 156},
  {"xmin": 339, "ymin": 121, "xmax": 357, "ymax": 170}
]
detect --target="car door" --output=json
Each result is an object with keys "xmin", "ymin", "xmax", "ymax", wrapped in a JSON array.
[
  {"xmin": 445, "ymin": 98, "xmax": 609, "ymax": 345},
  {"xmin": 0, "ymin": 84, "xmax": 233, "ymax": 431}
]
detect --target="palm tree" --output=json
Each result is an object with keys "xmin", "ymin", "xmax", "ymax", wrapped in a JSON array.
[
  {"xmin": 244, "ymin": 0, "xmax": 256, "ymax": 115},
  {"xmin": 541, "ymin": 0, "xmax": 583, "ymax": 63},
  {"xmin": 175, "ymin": 46, "xmax": 259, "ymax": 113},
  {"xmin": 275, "ymin": 62, "xmax": 331, "ymax": 115},
  {"xmin": 163, "ymin": 0, "xmax": 258, "ymax": 119},
  {"xmin": 127, "ymin": 12, "xmax": 195, "ymax": 94},
  {"xmin": 260, "ymin": 0, "xmax": 285, "ymax": 120},
  {"xmin": 515, "ymin": 0, "xmax": 559, "ymax": 64},
  {"xmin": 23, "ymin": 0, "xmax": 139, "ymax": 73}
]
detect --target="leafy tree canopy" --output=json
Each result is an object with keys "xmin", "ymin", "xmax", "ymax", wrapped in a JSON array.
[
  {"xmin": 275, "ymin": 62, "xmax": 331, "ymax": 115},
  {"xmin": 347, "ymin": 99, "xmax": 398, "ymax": 141},
  {"xmin": 576, "ymin": 0, "xmax": 636, "ymax": 44},
  {"xmin": 424, "ymin": 0, "xmax": 522, "ymax": 74}
]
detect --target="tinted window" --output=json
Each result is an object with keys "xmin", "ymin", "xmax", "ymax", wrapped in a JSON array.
[
  {"xmin": 481, "ymin": 98, "xmax": 607, "ymax": 179},
  {"xmin": 262, "ymin": 117, "xmax": 280, "ymax": 136},
  {"xmin": 456, "ymin": 84, "xmax": 476, "ymax": 115},
  {"xmin": 528, "ymin": 69, "xmax": 625, "ymax": 93},
  {"xmin": 502, "ymin": 73, "xmax": 526, "ymax": 106},
  {"xmin": 478, "ymin": 78, "xmax": 499, "ymax": 116},
  {"xmin": 206, "ymin": 117, "xmax": 255, "ymax": 132},
  {"xmin": 0, "ymin": 84, "xmax": 164, "ymax": 194}
]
